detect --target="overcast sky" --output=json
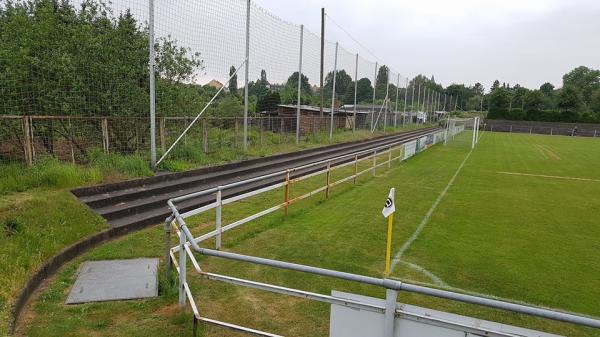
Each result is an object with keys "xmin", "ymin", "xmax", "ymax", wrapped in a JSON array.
[{"xmin": 255, "ymin": 0, "xmax": 600, "ymax": 91}]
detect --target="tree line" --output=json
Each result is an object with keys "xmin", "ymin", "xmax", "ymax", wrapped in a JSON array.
[
  {"xmin": 2, "ymin": 0, "xmax": 597, "ymax": 126},
  {"xmin": 486, "ymin": 66, "xmax": 600, "ymax": 123}
]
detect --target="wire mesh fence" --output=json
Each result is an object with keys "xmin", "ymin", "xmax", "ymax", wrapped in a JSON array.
[{"xmin": 0, "ymin": 0, "xmax": 446, "ymax": 167}]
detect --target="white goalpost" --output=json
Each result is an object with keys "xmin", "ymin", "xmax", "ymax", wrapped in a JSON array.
[{"xmin": 444, "ymin": 117, "xmax": 480, "ymax": 149}]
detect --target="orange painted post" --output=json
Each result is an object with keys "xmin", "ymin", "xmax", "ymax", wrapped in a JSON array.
[
  {"xmin": 353, "ymin": 154, "xmax": 358, "ymax": 184},
  {"xmin": 325, "ymin": 161, "xmax": 331, "ymax": 198},
  {"xmin": 284, "ymin": 170, "xmax": 290, "ymax": 216}
]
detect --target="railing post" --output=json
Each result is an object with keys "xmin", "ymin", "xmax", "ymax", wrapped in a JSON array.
[
  {"xmin": 284, "ymin": 170, "xmax": 290, "ymax": 216},
  {"xmin": 399, "ymin": 144, "xmax": 403, "ymax": 162},
  {"xmin": 216, "ymin": 188, "xmax": 222, "ymax": 250},
  {"xmin": 178, "ymin": 229, "xmax": 187, "ymax": 306},
  {"xmin": 384, "ymin": 288, "xmax": 398, "ymax": 337},
  {"xmin": 595, "ymin": 129, "xmax": 597, "ymax": 137},
  {"xmin": 353, "ymin": 154, "xmax": 358, "ymax": 184},
  {"xmin": 165, "ymin": 218, "xmax": 172, "ymax": 278},
  {"xmin": 372, "ymin": 150, "xmax": 376, "ymax": 176},
  {"xmin": 388, "ymin": 146, "xmax": 391, "ymax": 168},
  {"xmin": 325, "ymin": 161, "xmax": 331, "ymax": 198}
]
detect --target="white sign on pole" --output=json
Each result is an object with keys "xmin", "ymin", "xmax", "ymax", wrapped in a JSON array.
[{"xmin": 381, "ymin": 188, "xmax": 395, "ymax": 218}]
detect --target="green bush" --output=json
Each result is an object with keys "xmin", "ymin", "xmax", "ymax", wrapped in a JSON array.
[
  {"xmin": 87, "ymin": 149, "xmax": 153, "ymax": 177},
  {"xmin": 0, "ymin": 157, "xmax": 102, "ymax": 194}
]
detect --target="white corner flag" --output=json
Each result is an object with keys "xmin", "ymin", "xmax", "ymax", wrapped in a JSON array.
[{"xmin": 382, "ymin": 188, "xmax": 395, "ymax": 218}]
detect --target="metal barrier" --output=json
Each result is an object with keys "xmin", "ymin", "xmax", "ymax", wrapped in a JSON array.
[{"xmin": 160, "ymin": 125, "xmax": 600, "ymax": 336}]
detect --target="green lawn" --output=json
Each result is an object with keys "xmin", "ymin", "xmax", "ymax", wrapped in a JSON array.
[
  {"xmin": 22, "ymin": 131, "xmax": 600, "ymax": 337},
  {"xmin": 0, "ymin": 124, "xmax": 428, "ymax": 336}
]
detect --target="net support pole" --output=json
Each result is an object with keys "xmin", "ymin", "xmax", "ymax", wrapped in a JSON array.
[
  {"xmin": 329, "ymin": 42, "xmax": 338, "ymax": 141},
  {"xmin": 403, "ymin": 78, "xmax": 408, "ymax": 125},
  {"xmin": 417, "ymin": 84, "xmax": 421, "ymax": 123},
  {"xmin": 296, "ymin": 24, "xmax": 304, "ymax": 144},
  {"xmin": 410, "ymin": 82, "xmax": 415, "ymax": 124},
  {"xmin": 383, "ymin": 68, "xmax": 390, "ymax": 132},
  {"xmin": 148, "ymin": 0, "xmax": 156, "ymax": 168},
  {"xmin": 444, "ymin": 94, "xmax": 447, "ymax": 111},
  {"xmin": 394, "ymin": 73, "xmax": 399, "ymax": 128},
  {"xmin": 472, "ymin": 118, "xmax": 477, "ymax": 149},
  {"xmin": 320, "ymin": 8, "xmax": 325, "ymax": 117},
  {"xmin": 371, "ymin": 62, "xmax": 378, "ymax": 129},
  {"xmin": 243, "ymin": 0, "xmax": 250, "ymax": 154},
  {"xmin": 353, "ymin": 54, "xmax": 358, "ymax": 132}
]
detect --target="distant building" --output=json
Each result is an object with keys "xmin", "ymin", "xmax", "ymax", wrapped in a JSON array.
[
  {"xmin": 258, "ymin": 104, "xmax": 355, "ymax": 135},
  {"xmin": 206, "ymin": 79, "xmax": 223, "ymax": 90}
]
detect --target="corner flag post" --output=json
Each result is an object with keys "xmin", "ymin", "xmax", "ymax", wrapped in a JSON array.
[{"xmin": 382, "ymin": 188, "xmax": 395, "ymax": 277}]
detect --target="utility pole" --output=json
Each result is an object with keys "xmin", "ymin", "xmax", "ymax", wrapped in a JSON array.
[
  {"xmin": 319, "ymin": 8, "xmax": 325, "ymax": 117},
  {"xmin": 296, "ymin": 24, "xmax": 304, "ymax": 144},
  {"xmin": 149, "ymin": 0, "xmax": 156, "ymax": 168},
  {"xmin": 243, "ymin": 0, "xmax": 250, "ymax": 153}
]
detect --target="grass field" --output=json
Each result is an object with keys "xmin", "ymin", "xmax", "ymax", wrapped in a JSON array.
[
  {"xmin": 21, "ymin": 131, "xmax": 600, "ymax": 337},
  {"xmin": 0, "ymin": 125, "xmax": 428, "ymax": 336}
]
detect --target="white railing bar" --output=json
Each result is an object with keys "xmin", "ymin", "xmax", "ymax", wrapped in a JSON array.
[
  {"xmin": 183, "ymin": 282, "xmax": 200, "ymax": 319},
  {"xmin": 222, "ymin": 182, "xmax": 286, "ymax": 206},
  {"xmin": 198, "ymin": 317, "xmax": 283, "ymax": 337},
  {"xmin": 199, "ymin": 271, "xmax": 520, "ymax": 337},
  {"xmin": 201, "ymin": 271, "xmax": 385, "ymax": 314},
  {"xmin": 180, "ymin": 201, "xmax": 219, "ymax": 219}
]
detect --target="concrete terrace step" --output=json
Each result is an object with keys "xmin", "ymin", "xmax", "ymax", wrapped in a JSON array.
[{"xmin": 72, "ymin": 127, "xmax": 440, "ymax": 230}]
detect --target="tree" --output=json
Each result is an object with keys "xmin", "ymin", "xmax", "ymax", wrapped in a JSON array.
[
  {"xmin": 523, "ymin": 90, "xmax": 545, "ymax": 120},
  {"xmin": 473, "ymin": 83, "xmax": 484, "ymax": 95},
  {"xmin": 487, "ymin": 87, "xmax": 510, "ymax": 119},
  {"xmin": 228, "ymin": 66, "xmax": 238, "ymax": 94},
  {"xmin": 591, "ymin": 89, "xmax": 600, "ymax": 113},
  {"xmin": 285, "ymin": 72, "xmax": 312, "ymax": 95},
  {"xmin": 256, "ymin": 91, "xmax": 280, "ymax": 112},
  {"xmin": 491, "ymin": 80, "xmax": 500, "ymax": 91},
  {"xmin": 562, "ymin": 66, "xmax": 600, "ymax": 104},
  {"xmin": 355, "ymin": 78, "xmax": 373, "ymax": 103},
  {"xmin": 376, "ymin": 65, "xmax": 389, "ymax": 86},
  {"xmin": 540, "ymin": 82, "xmax": 555, "ymax": 96},
  {"xmin": 557, "ymin": 86, "xmax": 583, "ymax": 122},
  {"xmin": 324, "ymin": 70, "xmax": 352, "ymax": 102},
  {"xmin": 260, "ymin": 69, "xmax": 269, "ymax": 85}
]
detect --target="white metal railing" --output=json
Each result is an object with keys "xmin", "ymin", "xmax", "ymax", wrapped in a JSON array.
[
  {"xmin": 167, "ymin": 128, "xmax": 447, "ymax": 256},
  {"xmin": 162, "ymin": 126, "xmax": 482, "ymax": 335},
  {"xmin": 163, "ymin": 121, "xmax": 600, "ymax": 336}
]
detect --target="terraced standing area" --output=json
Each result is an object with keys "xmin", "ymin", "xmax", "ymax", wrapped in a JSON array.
[{"xmin": 21, "ymin": 131, "xmax": 600, "ymax": 337}]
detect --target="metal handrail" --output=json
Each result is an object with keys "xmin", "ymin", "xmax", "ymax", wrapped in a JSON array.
[{"xmin": 176, "ymin": 222, "xmax": 600, "ymax": 330}]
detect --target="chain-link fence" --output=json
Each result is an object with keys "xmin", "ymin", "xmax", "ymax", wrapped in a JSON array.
[{"xmin": 0, "ymin": 0, "xmax": 446, "ymax": 167}]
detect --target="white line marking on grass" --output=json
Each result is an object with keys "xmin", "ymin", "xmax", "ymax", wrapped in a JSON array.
[
  {"xmin": 497, "ymin": 171, "xmax": 600, "ymax": 182},
  {"xmin": 534, "ymin": 144, "xmax": 561, "ymax": 160},
  {"xmin": 391, "ymin": 148, "xmax": 473, "ymax": 271},
  {"xmin": 399, "ymin": 261, "xmax": 449, "ymax": 287}
]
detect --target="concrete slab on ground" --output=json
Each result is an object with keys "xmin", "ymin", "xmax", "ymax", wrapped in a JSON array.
[{"xmin": 66, "ymin": 258, "xmax": 158, "ymax": 304}]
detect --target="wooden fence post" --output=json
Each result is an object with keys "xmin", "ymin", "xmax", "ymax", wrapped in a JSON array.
[
  {"xmin": 259, "ymin": 117, "xmax": 264, "ymax": 145},
  {"xmin": 234, "ymin": 118, "xmax": 239, "ymax": 148},
  {"xmin": 101, "ymin": 117, "xmax": 109, "ymax": 153},
  {"xmin": 159, "ymin": 117, "xmax": 166, "ymax": 152},
  {"xmin": 202, "ymin": 119, "xmax": 208, "ymax": 154},
  {"xmin": 22, "ymin": 116, "xmax": 33, "ymax": 166},
  {"xmin": 69, "ymin": 117, "xmax": 75, "ymax": 164}
]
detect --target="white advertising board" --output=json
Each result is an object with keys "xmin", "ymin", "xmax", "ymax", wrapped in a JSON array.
[{"xmin": 330, "ymin": 291, "xmax": 563, "ymax": 337}]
